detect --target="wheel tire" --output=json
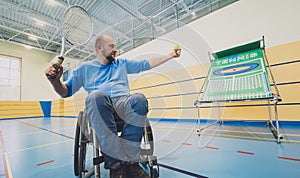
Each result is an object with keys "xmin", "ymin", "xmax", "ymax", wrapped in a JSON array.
[
  {"xmin": 79, "ymin": 132, "xmax": 87, "ymax": 178},
  {"xmin": 74, "ymin": 121, "xmax": 81, "ymax": 176},
  {"xmin": 74, "ymin": 111, "xmax": 88, "ymax": 177}
]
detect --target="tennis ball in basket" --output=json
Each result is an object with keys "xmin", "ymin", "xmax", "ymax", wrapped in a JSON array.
[{"xmin": 174, "ymin": 45, "xmax": 181, "ymax": 51}]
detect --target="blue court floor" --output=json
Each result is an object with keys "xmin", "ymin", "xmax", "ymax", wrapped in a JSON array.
[{"xmin": 0, "ymin": 117, "xmax": 300, "ymax": 178}]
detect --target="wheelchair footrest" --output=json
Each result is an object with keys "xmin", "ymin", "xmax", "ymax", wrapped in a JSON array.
[{"xmin": 93, "ymin": 156, "xmax": 105, "ymax": 165}]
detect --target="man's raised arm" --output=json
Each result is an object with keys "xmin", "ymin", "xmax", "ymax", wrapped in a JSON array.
[{"xmin": 148, "ymin": 48, "xmax": 181, "ymax": 69}]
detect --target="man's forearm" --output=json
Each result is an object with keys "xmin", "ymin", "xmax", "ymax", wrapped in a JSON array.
[
  {"xmin": 148, "ymin": 54, "xmax": 173, "ymax": 69},
  {"xmin": 50, "ymin": 79, "xmax": 69, "ymax": 97}
]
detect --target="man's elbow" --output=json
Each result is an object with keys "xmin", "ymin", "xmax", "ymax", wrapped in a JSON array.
[
  {"xmin": 60, "ymin": 93, "xmax": 69, "ymax": 98},
  {"xmin": 56, "ymin": 85, "xmax": 69, "ymax": 98}
]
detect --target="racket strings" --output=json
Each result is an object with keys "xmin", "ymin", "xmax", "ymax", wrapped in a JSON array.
[{"xmin": 63, "ymin": 6, "xmax": 93, "ymax": 46}]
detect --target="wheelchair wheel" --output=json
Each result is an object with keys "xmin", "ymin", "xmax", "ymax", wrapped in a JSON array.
[
  {"xmin": 140, "ymin": 119, "xmax": 154, "ymax": 157},
  {"xmin": 74, "ymin": 112, "xmax": 88, "ymax": 177},
  {"xmin": 141, "ymin": 119, "xmax": 159, "ymax": 177},
  {"xmin": 145, "ymin": 119, "xmax": 154, "ymax": 155},
  {"xmin": 74, "ymin": 121, "xmax": 80, "ymax": 176},
  {"xmin": 151, "ymin": 167, "xmax": 159, "ymax": 178}
]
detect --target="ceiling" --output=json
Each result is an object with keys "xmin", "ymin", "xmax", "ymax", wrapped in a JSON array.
[{"xmin": 0, "ymin": 0, "xmax": 237, "ymax": 62}]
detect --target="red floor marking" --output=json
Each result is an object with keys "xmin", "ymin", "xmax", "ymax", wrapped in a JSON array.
[
  {"xmin": 278, "ymin": 156, "xmax": 300, "ymax": 162},
  {"xmin": 237, "ymin": 151, "xmax": 254, "ymax": 155},
  {"xmin": 37, "ymin": 160, "xmax": 54, "ymax": 166},
  {"xmin": 0, "ymin": 130, "xmax": 9, "ymax": 178},
  {"xmin": 205, "ymin": 146, "xmax": 219, "ymax": 150},
  {"xmin": 181, "ymin": 142, "xmax": 192, "ymax": 146},
  {"xmin": 161, "ymin": 139, "xmax": 171, "ymax": 142},
  {"xmin": 0, "ymin": 173, "xmax": 6, "ymax": 176}
]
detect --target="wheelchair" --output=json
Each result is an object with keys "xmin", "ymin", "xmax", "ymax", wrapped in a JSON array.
[{"xmin": 73, "ymin": 110, "xmax": 159, "ymax": 178}]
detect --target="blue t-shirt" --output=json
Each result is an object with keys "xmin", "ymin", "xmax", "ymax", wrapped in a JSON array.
[{"xmin": 64, "ymin": 58, "xmax": 151, "ymax": 98}]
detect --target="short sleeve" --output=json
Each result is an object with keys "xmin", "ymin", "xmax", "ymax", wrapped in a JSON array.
[
  {"xmin": 63, "ymin": 67, "xmax": 84, "ymax": 98},
  {"xmin": 125, "ymin": 59, "xmax": 151, "ymax": 74}
]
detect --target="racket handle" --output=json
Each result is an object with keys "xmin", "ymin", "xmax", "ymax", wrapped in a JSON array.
[
  {"xmin": 47, "ymin": 56, "xmax": 64, "ymax": 79},
  {"xmin": 56, "ymin": 56, "xmax": 64, "ymax": 66}
]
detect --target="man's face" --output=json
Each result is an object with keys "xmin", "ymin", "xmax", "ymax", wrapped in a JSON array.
[{"xmin": 102, "ymin": 38, "xmax": 117, "ymax": 63}]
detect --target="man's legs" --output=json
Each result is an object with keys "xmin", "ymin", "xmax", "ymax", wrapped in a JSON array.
[
  {"xmin": 86, "ymin": 91, "xmax": 149, "ymax": 177},
  {"xmin": 112, "ymin": 93, "xmax": 148, "ymax": 161},
  {"xmin": 85, "ymin": 90, "xmax": 125, "ymax": 169},
  {"xmin": 113, "ymin": 93, "xmax": 150, "ymax": 178}
]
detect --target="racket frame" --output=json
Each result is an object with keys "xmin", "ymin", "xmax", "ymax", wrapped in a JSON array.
[{"xmin": 59, "ymin": 5, "xmax": 93, "ymax": 58}]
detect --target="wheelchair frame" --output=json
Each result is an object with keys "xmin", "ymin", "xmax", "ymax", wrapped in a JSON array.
[{"xmin": 73, "ymin": 111, "xmax": 159, "ymax": 178}]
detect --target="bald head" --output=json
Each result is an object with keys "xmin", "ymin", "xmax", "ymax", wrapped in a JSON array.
[
  {"xmin": 95, "ymin": 35, "xmax": 113, "ymax": 50},
  {"xmin": 94, "ymin": 35, "xmax": 117, "ymax": 64}
]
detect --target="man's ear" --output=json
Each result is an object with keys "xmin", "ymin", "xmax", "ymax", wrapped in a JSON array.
[{"xmin": 97, "ymin": 46, "xmax": 103, "ymax": 52}]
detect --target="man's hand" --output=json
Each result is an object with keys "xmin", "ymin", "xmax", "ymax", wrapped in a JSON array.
[
  {"xmin": 45, "ymin": 63, "xmax": 63, "ymax": 81},
  {"xmin": 170, "ymin": 47, "xmax": 182, "ymax": 58},
  {"xmin": 149, "ymin": 47, "xmax": 182, "ymax": 69},
  {"xmin": 44, "ymin": 63, "xmax": 68, "ymax": 97}
]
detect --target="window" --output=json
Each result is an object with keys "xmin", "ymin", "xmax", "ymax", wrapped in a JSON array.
[{"xmin": 0, "ymin": 54, "xmax": 21, "ymax": 100}]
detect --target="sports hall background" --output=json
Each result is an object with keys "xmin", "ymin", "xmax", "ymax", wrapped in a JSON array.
[{"xmin": 0, "ymin": 0, "xmax": 299, "ymax": 124}]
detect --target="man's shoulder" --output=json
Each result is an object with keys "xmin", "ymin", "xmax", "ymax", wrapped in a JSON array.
[
  {"xmin": 113, "ymin": 58, "xmax": 130, "ymax": 66},
  {"xmin": 115, "ymin": 58, "xmax": 145, "ymax": 65},
  {"xmin": 115, "ymin": 58, "xmax": 128, "ymax": 63}
]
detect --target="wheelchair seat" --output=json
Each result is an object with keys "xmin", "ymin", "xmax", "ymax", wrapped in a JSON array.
[{"xmin": 73, "ymin": 110, "xmax": 159, "ymax": 178}]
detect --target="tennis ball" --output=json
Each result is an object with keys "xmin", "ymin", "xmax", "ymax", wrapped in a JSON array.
[{"xmin": 174, "ymin": 45, "xmax": 181, "ymax": 51}]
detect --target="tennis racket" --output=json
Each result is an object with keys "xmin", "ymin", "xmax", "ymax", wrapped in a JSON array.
[{"xmin": 48, "ymin": 5, "xmax": 93, "ymax": 79}]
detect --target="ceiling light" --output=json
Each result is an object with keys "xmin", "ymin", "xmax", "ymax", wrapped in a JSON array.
[
  {"xmin": 46, "ymin": 0, "xmax": 63, "ymax": 7},
  {"xmin": 32, "ymin": 18, "xmax": 48, "ymax": 27},
  {"xmin": 191, "ymin": 11, "xmax": 196, "ymax": 18},
  {"xmin": 35, "ymin": 21, "xmax": 45, "ymax": 27},
  {"xmin": 28, "ymin": 35, "xmax": 38, "ymax": 41},
  {"xmin": 159, "ymin": 28, "xmax": 166, "ymax": 33},
  {"xmin": 24, "ymin": 45, "xmax": 33, "ymax": 49}
]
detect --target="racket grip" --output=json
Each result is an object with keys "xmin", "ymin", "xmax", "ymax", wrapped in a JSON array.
[
  {"xmin": 47, "ymin": 56, "xmax": 64, "ymax": 80},
  {"xmin": 56, "ymin": 56, "xmax": 64, "ymax": 66}
]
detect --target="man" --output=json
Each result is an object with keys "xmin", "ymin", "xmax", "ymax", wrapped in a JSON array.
[{"xmin": 45, "ymin": 35, "xmax": 181, "ymax": 178}]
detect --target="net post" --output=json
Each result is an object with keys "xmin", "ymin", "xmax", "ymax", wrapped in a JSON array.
[{"xmin": 274, "ymin": 98, "xmax": 281, "ymax": 143}]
